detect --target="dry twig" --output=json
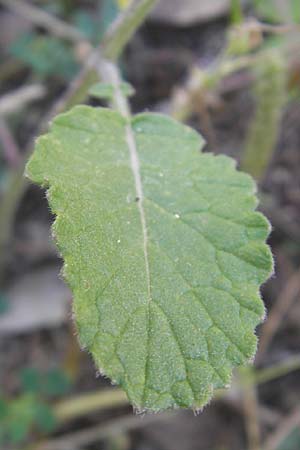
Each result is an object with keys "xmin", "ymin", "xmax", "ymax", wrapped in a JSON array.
[
  {"xmin": 0, "ymin": 85, "xmax": 46, "ymax": 116},
  {"xmin": 242, "ymin": 384, "xmax": 261, "ymax": 450},
  {"xmin": 239, "ymin": 369, "xmax": 261, "ymax": 450}
]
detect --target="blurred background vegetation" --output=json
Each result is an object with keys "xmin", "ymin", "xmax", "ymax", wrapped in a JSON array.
[{"xmin": 1, "ymin": 1, "xmax": 300, "ymax": 449}]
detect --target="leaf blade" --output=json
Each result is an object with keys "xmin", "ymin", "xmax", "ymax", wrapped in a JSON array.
[{"xmin": 26, "ymin": 106, "xmax": 273, "ymax": 411}]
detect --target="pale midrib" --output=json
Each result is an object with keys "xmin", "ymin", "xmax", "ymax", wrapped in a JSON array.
[
  {"xmin": 126, "ymin": 124, "xmax": 152, "ymax": 403},
  {"xmin": 107, "ymin": 63, "xmax": 151, "ymax": 299},
  {"xmin": 124, "ymin": 111, "xmax": 152, "ymax": 407},
  {"xmin": 125, "ymin": 126, "xmax": 151, "ymax": 300},
  {"xmin": 104, "ymin": 60, "xmax": 152, "ymax": 404}
]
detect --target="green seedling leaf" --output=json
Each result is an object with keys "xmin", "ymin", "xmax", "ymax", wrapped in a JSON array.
[
  {"xmin": 5, "ymin": 394, "xmax": 37, "ymax": 444},
  {"xmin": 0, "ymin": 393, "xmax": 56, "ymax": 445},
  {"xmin": 43, "ymin": 369, "xmax": 72, "ymax": 397},
  {"xmin": 26, "ymin": 106, "xmax": 273, "ymax": 412},
  {"xmin": 89, "ymin": 82, "xmax": 135, "ymax": 100},
  {"xmin": 99, "ymin": 0, "xmax": 120, "ymax": 37},
  {"xmin": 20, "ymin": 368, "xmax": 41, "ymax": 393},
  {"xmin": 34, "ymin": 403, "xmax": 56, "ymax": 433},
  {"xmin": 10, "ymin": 32, "xmax": 78, "ymax": 80},
  {"xmin": 21, "ymin": 367, "xmax": 71, "ymax": 397},
  {"xmin": 71, "ymin": 10, "xmax": 99, "ymax": 41}
]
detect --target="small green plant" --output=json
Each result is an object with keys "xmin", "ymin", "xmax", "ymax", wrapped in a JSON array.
[
  {"xmin": 18, "ymin": 0, "xmax": 273, "ymax": 414},
  {"xmin": 0, "ymin": 367, "xmax": 71, "ymax": 446},
  {"xmin": 9, "ymin": 32, "xmax": 79, "ymax": 80},
  {"xmin": 26, "ymin": 98, "xmax": 273, "ymax": 412}
]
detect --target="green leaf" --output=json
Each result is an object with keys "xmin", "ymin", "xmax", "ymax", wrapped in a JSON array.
[
  {"xmin": 26, "ymin": 106, "xmax": 273, "ymax": 412},
  {"xmin": 9, "ymin": 32, "xmax": 79, "ymax": 80},
  {"xmin": 5, "ymin": 394, "xmax": 37, "ymax": 444},
  {"xmin": 20, "ymin": 367, "xmax": 41, "ymax": 393},
  {"xmin": 0, "ymin": 393, "xmax": 56, "ymax": 444},
  {"xmin": 97, "ymin": 0, "xmax": 120, "ymax": 41},
  {"xmin": 71, "ymin": 10, "xmax": 99, "ymax": 41},
  {"xmin": 42, "ymin": 369, "xmax": 71, "ymax": 397},
  {"xmin": 20, "ymin": 367, "xmax": 71, "ymax": 397},
  {"xmin": 34, "ymin": 403, "xmax": 56, "ymax": 433}
]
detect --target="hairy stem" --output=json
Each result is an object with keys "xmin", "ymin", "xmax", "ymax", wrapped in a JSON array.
[{"xmin": 102, "ymin": 0, "xmax": 158, "ymax": 60}]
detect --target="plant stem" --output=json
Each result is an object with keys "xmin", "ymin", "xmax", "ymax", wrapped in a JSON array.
[
  {"xmin": 35, "ymin": 411, "xmax": 173, "ymax": 450},
  {"xmin": 0, "ymin": 85, "xmax": 46, "ymax": 116},
  {"xmin": 95, "ymin": 58, "xmax": 131, "ymax": 117},
  {"xmin": 54, "ymin": 389, "xmax": 128, "ymax": 423},
  {"xmin": 170, "ymin": 54, "xmax": 256, "ymax": 122},
  {"xmin": 254, "ymin": 355, "xmax": 300, "ymax": 386},
  {"xmin": 240, "ymin": 50, "xmax": 286, "ymax": 180},
  {"xmin": 102, "ymin": 0, "xmax": 158, "ymax": 60},
  {"xmin": 242, "ymin": 383, "xmax": 261, "ymax": 450},
  {"xmin": 230, "ymin": 0, "xmax": 243, "ymax": 24},
  {"xmin": 237, "ymin": 367, "xmax": 261, "ymax": 450},
  {"xmin": 48, "ymin": 355, "xmax": 300, "ymax": 427},
  {"xmin": 57, "ymin": 357, "xmax": 294, "ymax": 419}
]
